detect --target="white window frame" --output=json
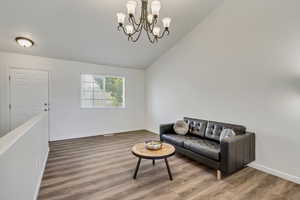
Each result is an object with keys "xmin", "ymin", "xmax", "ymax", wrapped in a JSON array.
[{"xmin": 80, "ymin": 73, "xmax": 126, "ymax": 109}]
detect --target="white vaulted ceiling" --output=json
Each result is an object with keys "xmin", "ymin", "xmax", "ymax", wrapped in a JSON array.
[{"xmin": 0, "ymin": 0, "xmax": 223, "ymax": 68}]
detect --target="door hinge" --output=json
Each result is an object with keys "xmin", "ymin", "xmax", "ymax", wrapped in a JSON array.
[{"xmin": 9, "ymin": 104, "xmax": 12, "ymax": 110}]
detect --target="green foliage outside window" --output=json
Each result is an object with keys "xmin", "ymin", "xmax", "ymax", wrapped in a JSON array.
[{"xmin": 105, "ymin": 77, "xmax": 124, "ymax": 106}]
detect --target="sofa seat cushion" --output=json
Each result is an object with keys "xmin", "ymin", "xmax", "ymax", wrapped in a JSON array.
[
  {"xmin": 183, "ymin": 138, "xmax": 220, "ymax": 161},
  {"xmin": 161, "ymin": 134, "xmax": 187, "ymax": 147}
]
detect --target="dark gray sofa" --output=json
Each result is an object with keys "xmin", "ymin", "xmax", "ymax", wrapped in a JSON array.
[{"xmin": 160, "ymin": 117, "xmax": 255, "ymax": 179}]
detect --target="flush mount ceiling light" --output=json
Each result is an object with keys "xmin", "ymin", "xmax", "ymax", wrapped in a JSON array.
[
  {"xmin": 15, "ymin": 37, "xmax": 34, "ymax": 48},
  {"xmin": 116, "ymin": 0, "xmax": 171, "ymax": 44}
]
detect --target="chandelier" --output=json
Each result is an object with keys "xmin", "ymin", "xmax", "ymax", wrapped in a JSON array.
[{"xmin": 116, "ymin": 0, "xmax": 171, "ymax": 44}]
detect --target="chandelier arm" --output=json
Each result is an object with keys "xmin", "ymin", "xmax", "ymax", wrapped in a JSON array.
[
  {"xmin": 131, "ymin": 27, "xmax": 143, "ymax": 42},
  {"xmin": 127, "ymin": 14, "xmax": 139, "ymax": 26},
  {"xmin": 128, "ymin": 17, "xmax": 137, "ymax": 31},
  {"xmin": 129, "ymin": 15, "xmax": 140, "ymax": 26},
  {"xmin": 144, "ymin": 21, "xmax": 149, "ymax": 32},
  {"xmin": 120, "ymin": 26, "xmax": 133, "ymax": 41},
  {"xmin": 124, "ymin": 19, "xmax": 143, "ymax": 37},
  {"xmin": 157, "ymin": 28, "xmax": 169, "ymax": 39},
  {"xmin": 137, "ymin": 14, "xmax": 145, "ymax": 32},
  {"xmin": 118, "ymin": 25, "xmax": 130, "ymax": 37},
  {"xmin": 128, "ymin": 2, "xmax": 146, "ymax": 35},
  {"xmin": 119, "ymin": 24, "xmax": 137, "ymax": 42},
  {"xmin": 130, "ymin": 20, "xmax": 142, "ymax": 33},
  {"xmin": 146, "ymin": 20, "xmax": 153, "ymax": 33},
  {"xmin": 145, "ymin": 27, "xmax": 157, "ymax": 44},
  {"xmin": 146, "ymin": 18, "xmax": 156, "ymax": 34},
  {"xmin": 129, "ymin": 16, "xmax": 142, "ymax": 31},
  {"xmin": 137, "ymin": 22, "xmax": 143, "ymax": 32},
  {"xmin": 129, "ymin": 17, "xmax": 144, "ymax": 36},
  {"xmin": 128, "ymin": 17, "xmax": 135, "ymax": 27},
  {"xmin": 150, "ymin": 18, "xmax": 158, "ymax": 33}
]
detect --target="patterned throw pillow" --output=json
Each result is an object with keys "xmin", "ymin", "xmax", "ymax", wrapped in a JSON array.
[
  {"xmin": 173, "ymin": 120, "xmax": 189, "ymax": 135},
  {"xmin": 219, "ymin": 129, "xmax": 236, "ymax": 142}
]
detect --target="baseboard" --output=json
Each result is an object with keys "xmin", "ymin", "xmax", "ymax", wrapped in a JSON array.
[
  {"xmin": 34, "ymin": 146, "xmax": 49, "ymax": 200},
  {"xmin": 50, "ymin": 129, "xmax": 148, "ymax": 141},
  {"xmin": 145, "ymin": 129, "xmax": 159, "ymax": 135},
  {"xmin": 248, "ymin": 162, "xmax": 300, "ymax": 184}
]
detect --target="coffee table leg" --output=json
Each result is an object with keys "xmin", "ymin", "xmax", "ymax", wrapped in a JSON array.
[
  {"xmin": 164, "ymin": 158, "xmax": 173, "ymax": 181},
  {"xmin": 152, "ymin": 160, "xmax": 155, "ymax": 166},
  {"xmin": 133, "ymin": 157, "xmax": 141, "ymax": 179}
]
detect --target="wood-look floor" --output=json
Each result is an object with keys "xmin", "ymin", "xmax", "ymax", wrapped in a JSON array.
[{"xmin": 38, "ymin": 131, "xmax": 300, "ymax": 200}]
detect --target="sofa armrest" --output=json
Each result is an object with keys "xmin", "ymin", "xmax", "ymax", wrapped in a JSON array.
[
  {"xmin": 220, "ymin": 132, "xmax": 255, "ymax": 175},
  {"xmin": 159, "ymin": 123, "xmax": 175, "ymax": 141}
]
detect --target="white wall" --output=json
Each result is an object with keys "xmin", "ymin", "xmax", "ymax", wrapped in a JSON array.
[
  {"xmin": 0, "ymin": 112, "xmax": 49, "ymax": 200},
  {"xmin": 145, "ymin": 0, "xmax": 300, "ymax": 183},
  {"xmin": 0, "ymin": 52, "xmax": 145, "ymax": 141}
]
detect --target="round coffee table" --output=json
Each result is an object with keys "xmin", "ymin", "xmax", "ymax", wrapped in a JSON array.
[{"xmin": 131, "ymin": 143, "xmax": 175, "ymax": 180}]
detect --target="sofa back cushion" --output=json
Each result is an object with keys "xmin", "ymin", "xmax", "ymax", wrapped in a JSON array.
[
  {"xmin": 184, "ymin": 117, "xmax": 208, "ymax": 137},
  {"xmin": 205, "ymin": 121, "xmax": 246, "ymax": 142}
]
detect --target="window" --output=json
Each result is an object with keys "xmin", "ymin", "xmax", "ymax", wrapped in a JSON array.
[{"xmin": 81, "ymin": 74, "xmax": 125, "ymax": 108}]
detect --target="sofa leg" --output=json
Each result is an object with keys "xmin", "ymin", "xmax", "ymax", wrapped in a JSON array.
[{"xmin": 217, "ymin": 170, "xmax": 222, "ymax": 180}]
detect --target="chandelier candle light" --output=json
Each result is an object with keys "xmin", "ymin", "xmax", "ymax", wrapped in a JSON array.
[{"xmin": 116, "ymin": 0, "xmax": 171, "ymax": 43}]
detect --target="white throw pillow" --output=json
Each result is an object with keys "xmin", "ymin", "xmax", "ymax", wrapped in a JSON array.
[
  {"xmin": 173, "ymin": 120, "xmax": 189, "ymax": 135},
  {"xmin": 219, "ymin": 129, "xmax": 236, "ymax": 142}
]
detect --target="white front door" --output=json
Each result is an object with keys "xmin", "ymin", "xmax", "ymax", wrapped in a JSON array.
[{"xmin": 9, "ymin": 68, "xmax": 49, "ymax": 130}]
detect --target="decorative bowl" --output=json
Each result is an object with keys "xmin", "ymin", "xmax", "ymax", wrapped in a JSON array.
[{"xmin": 145, "ymin": 140, "xmax": 162, "ymax": 150}]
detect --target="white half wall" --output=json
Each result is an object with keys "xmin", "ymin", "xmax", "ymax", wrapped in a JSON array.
[
  {"xmin": 145, "ymin": 0, "xmax": 300, "ymax": 182},
  {"xmin": 0, "ymin": 112, "xmax": 49, "ymax": 200},
  {"xmin": 0, "ymin": 52, "xmax": 145, "ymax": 140}
]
